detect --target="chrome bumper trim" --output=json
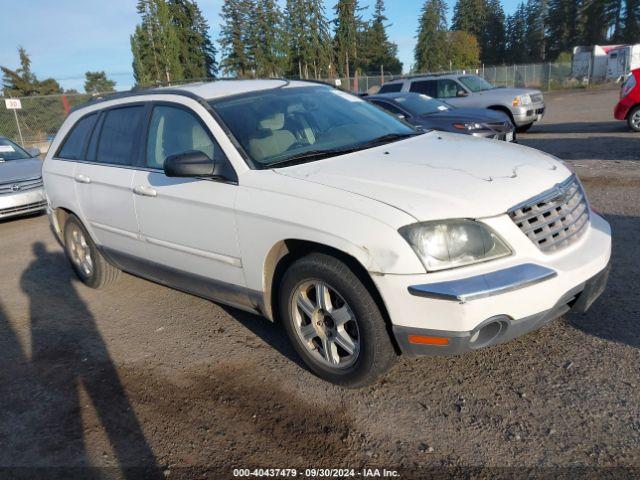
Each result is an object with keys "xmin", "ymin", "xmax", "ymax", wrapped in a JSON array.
[{"xmin": 408, "ymin": 263, "xmax": 557, "ymax": 302}]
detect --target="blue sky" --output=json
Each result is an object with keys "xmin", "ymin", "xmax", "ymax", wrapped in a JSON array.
[{"xmin": 0, "ymin": 0, "xmax": 520, "ymax": 92}]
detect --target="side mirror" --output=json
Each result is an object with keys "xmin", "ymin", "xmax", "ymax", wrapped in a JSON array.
[
  {"xmin": 456, "ymin": 90, "xmax": 469, "ymax": 97},
  {"xmin": 26, "ymin": 147, "xmax": 41, "ymax": 157},
  {"xmin": 164, "ymin": 150, "xmax": 219, "ymax": 178}
]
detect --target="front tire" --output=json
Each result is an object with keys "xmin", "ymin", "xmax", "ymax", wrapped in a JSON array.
[
  {"xmin": 63, "ymin": 215, "xmax": 120, "ymax": 289},
  {"xmin": 279, "ymin": 253, "xmax": 396, "ymax": 387},
  {"xmin": 627, "ymin": 106, "xmax": 640, "ymax": 132}
]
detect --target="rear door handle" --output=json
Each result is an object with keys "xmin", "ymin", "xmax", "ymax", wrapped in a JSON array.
[
  {"xmin": 133, "ymin": 185, "xmax": 157, "ymax": 197},
  {"xmin": 74, "ymin": 174, "xmax": 91, "ymax": 184}
]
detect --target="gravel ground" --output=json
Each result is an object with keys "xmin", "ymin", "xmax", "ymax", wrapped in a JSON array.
[{"xmin": 0, "ymin": 87, "xmax": 638, "ymax": 479}]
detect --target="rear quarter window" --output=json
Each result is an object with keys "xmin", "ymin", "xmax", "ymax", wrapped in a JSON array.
[
  {"xmin": 56, "ymin": 113, "xmax": 97, "ymax": 160},
  {"xmin": 378, "ymin": 83, "xmax": 403, "ymax": 93}
]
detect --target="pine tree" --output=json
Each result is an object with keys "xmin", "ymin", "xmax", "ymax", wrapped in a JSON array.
[
  {"xmin": 358, "ymin": 0, "xmax": 402, "ymax": 74},
  {"xmin": 621, "ymin": 0, "xmax": 640, "ymax": 42},
  {"xmin": 307, "ymin": 0, "xmax": 334, "ymax": 78},
  {"xmin": 414, "ymin": 0, "xmax": 449, "ymax": 72},
  {"xmin": 505, "ymin": 3, "xmax": 528, "ymax": 63},
  {"xmin": 1, "ymin": 47, "xmax": 62, "ymax": 96},
  {"xmin": 525, "ymin": 0, "xmax": 547, "ymax": 62},
  {"xmin": 482, "ymin": 0, "xmax": 507, "ymax": 64},
  {"xmin": 219, "ymin": 0, "xmax": 251, "ymax": 76},
  {"xmin": 582, "ymin": 0, "xmax": 618, "ymax": 44},
  {"xmin": 249, "ymin": 0, "xmax": 287, "ymax": 77},
  {"xmin": 546, "ymin": 0, "xmax": 584, "ymax": 59},
  {"xmin": 451, "ymin": 0, "xmax": 488, "ymax": 40},
  {"xmin": 130, "ymin": 0, "xmax": 184, "ymax": 85},
  {"xmin": 333, "ymin": 0, "xmax": 362, "ymax": 79},
  {"xmin": 169, "ymin": 0, "xmax": 217, "ymax": 79}
]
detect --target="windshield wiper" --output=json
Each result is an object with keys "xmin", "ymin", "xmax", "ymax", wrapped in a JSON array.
[
  {"xmin": 356, "ymin": 131, "xmax": 422, "ymax": 149},
  {"xmin": 268, "ymin": 147, "xmax": 361, "ymax": 168}
]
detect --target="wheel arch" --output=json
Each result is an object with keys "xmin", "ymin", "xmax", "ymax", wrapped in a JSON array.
[
  {"xmin": 261, "ymin": 239, "xmax": 400, "ymax": 353},
  {"xmin": 487, "ymin": 105, "xmax": 515, "ymax": 124}
]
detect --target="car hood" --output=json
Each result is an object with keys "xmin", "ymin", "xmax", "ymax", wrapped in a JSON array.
[
  {"xmin": 0, "ymin": 158, "xmax": 42, "ymax": 183},
  {"xmin": 477, "ymin": 87, "xmax": 543, "ymax": 99},
  {"xmin": 422, "ymin": 108, "xmax": 510, "ymax": 124},
  {"xmin": 275, "ymin": 131, "xmax": 570, "ymax": 221}
]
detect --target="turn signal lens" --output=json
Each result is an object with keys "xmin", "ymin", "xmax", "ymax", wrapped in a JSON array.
[{"xmin": 408, "ymin": 334, "xmax": 450, "ymax": 346}]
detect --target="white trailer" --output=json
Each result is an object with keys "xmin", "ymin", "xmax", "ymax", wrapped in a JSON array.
[
  {"xmin": 572, "ymin": 45, "xmax": 620, "ymax": 81},
  {"xmin": 606, "ymin": 44, "xmax": 640, "ymax": 80}
]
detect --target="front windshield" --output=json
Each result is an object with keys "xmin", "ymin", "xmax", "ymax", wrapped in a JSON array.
[
  {"xmin": 458, "ymin": 76, "xmax": 495, "ymax": 92},
  {"xmin": 393, "ymin": 94, "xmax": 452, "ymax": 116},
  {"xmin": 0, "ymin": 137, "xmax": 31, "ymax": 162},
  {"xmin": 210, "ymin": 86, "xmax": 417, "ymax": 167}
]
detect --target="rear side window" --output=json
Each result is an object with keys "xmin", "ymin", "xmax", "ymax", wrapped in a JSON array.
[
  {"xmin": 409, "ymin": 80, "xmax": 437, "ymax": 96},
  {"xmin": 371, "ymin": 100, "xmax": 405, "ymax": 116},
  {"xmin": 96, "ymin": 106, "xmax": 144, "ymax": 165},
  {"xmin": 57, "ymin": 114, "xmax": 97, "ymax": 160},
  {"xmin": 145, "ymin": 105, "xmax": 218, "ymax": 169},
  {"xmin": 378, "ymin": 83, "xmax": 403, "ymax": 93}
]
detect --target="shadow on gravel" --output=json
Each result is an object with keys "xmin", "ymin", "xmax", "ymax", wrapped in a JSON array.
[
  {"xmin": 0, "ymin": 242, "xmax": 162, "ymax": 479},
  {"xmin": 220, "ymin": 306, "xmax": 307, "ymax": 370},
  {"xmin": 519, "ymin": 136, "xmax": 639, "ymax": 161},
  {"xmin": 568, "ymin": 214, "xmax": 640, "ymax": 350},
  {"xmin": 527, "ymin": 121, "xmax": 627, "ymax": 134}
]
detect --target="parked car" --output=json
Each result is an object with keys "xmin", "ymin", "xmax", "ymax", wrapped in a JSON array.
[
  {"xmin": 379, "ymin": 74, "xmax": 545, "ymax": 132},
  {"xmin": 0, "ymin": 136, "xmax": 46, "ymax": 220},
  {"xmin": 614, "ymin": 69, "xmax": 640, "ymax": 131},
  {"xmin": 43, "ymin": 80, "xmax": 611, "ymax": 387},
  {"xmin": 367, "ymin": 92, "xmax": 515, "ymax": 141}
]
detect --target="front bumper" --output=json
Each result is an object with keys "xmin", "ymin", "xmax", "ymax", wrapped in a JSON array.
[
  {"xmin": 0, "ymin": 187, "xmax": 46, "ymax": 220},
  {"xmin": 614, "ymin": 98, "xmax": 633, "ymax": 120},
  {"xmin": 394, "ymin": 262, "xmax": 610, "ymax": 356},
  {"xmin": 373, "ymin": 213, "xmax": 611, "ymax": 356},
  {"xmin": 512, "ymin": 103, "xmax": 545, "ymax": 126}
]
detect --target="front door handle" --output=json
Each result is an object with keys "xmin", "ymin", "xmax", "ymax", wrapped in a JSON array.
[
  {"xmin": 74, "ymin": 174, "xmax": 91, "ymax": 184},
  {"xmin": 133, "ymin": 185, "xmax": 157, "ymax": 197}
]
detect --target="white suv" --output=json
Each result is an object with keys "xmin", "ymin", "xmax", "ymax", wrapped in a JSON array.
[{"xmin": 43, "ymin": 80, "xmax": 611, "ymax": 387}]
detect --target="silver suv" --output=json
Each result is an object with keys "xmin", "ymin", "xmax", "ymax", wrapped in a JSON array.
[
  {"xmin": 379, "ymin": 74, "xmax": 545, "ymax": 132},
  {"xmin": 0, "ymin": 136, "xmax": 45, "ymax": 220}
]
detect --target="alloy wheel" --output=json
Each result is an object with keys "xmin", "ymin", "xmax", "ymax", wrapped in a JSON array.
[
  {"xmin": 291, "ymin": 280, "xmax": 360, "ymax": 369},
  {"xmin": 68, "ymin": 225, "xmax": 94, "ymax": 277}
]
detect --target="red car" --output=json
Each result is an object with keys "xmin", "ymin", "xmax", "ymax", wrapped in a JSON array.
[{"xmin": 614, "ymin": 68, "xmax": 640, "ymax": 131}]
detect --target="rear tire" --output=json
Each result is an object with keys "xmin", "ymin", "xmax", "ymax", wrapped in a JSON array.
[
  {"xmin": 627, "ymin": 106, "xmax": 640, "ymax": 132},
  {"xmin": 516, "ymin": 122, "xmax": 534, "ymax": 133},
  {"xmin": 279, "ymin": 253, "xmax": 397, "ymax": 388},
  {"xmin": 63, "ymin": 215, "xmax": 120, "ymax": 289}
]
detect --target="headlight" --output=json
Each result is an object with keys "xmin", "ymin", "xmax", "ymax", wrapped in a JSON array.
[
  {"xmin": 452, "ymin": 122, "xmax": 484, "ymax": 130},
  {"xmin": 512, "ymin": 94, "xmax": 532, "ymax": 107},
  {"xmin": 399, "ymin": 219, "xmax": 512, "ymax": 271}
]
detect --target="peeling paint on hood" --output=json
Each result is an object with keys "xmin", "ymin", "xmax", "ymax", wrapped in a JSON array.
[{"xmin": 275, "ymin": 131, "xmax": 571, "ymax": 221}]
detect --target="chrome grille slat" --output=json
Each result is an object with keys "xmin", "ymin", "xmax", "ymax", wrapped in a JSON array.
[
  {"xmin": 0, "ymin": 177, "xmax": 43, "ymax": 195},
  {"xmin": 519, "ymin": 196, "xmax": 586, "ymax": 234},
  {"xmin": 509, "ymin": 175, "xmax": 589, "ymax": 253}
]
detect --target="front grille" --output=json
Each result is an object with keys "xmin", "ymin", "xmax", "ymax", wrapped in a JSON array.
[
  {"xmin": 530, "ymin": 93, "xmax": 544, "ymax": 104},
  {"xmin": 508, "ymin": 175, "xmax": 589, "ymax": 253},
  {"xmin": 0, "ymin": 177, "xmax": 43, "ymax": 195},
  {"xmin": 0, "ymin": 200, "xmax": 46, "ymax": 217}
]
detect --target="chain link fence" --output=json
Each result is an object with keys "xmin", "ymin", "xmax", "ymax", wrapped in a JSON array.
[{"xmin": 0, "ymin": 61, "xmax": 611, "ymax": 154}]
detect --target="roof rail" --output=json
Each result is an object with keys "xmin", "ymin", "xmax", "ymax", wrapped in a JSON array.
[{"xmin": 69, "ymin": 77, "xmax": 336, "ymax": 113}]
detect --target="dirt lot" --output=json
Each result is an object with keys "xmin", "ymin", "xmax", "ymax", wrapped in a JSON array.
[{"xmin": 1, "ymin": 87, "xmax": 638, "ymax": 479}]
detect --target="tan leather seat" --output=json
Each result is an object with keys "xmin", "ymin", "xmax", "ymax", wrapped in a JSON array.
[{"xmin": 249, "ymin": 113, "xmax": 296, "ymax": 162}]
